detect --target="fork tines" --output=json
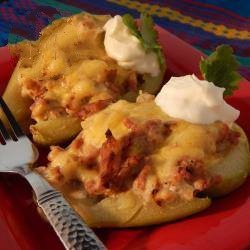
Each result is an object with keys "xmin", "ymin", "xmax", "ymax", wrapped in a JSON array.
[
  {"xmin": 0, "ymin": 97, "xmax": 24, "ymax": 142},
  {"xmin": 0, "ymin": 119, "xmax": 10, "ymax": 141}
]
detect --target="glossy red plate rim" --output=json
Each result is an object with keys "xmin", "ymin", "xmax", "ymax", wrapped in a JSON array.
[{"xmin": 0, "ymin": 26, "xmax": 250, "ymax": 250}]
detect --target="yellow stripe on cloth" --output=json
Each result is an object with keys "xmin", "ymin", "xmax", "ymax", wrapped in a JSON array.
[{"xmin": 108, "ymin": 0, "xmax": 250, "ymax": 40}]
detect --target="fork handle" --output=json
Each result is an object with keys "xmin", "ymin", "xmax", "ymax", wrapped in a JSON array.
[{"xmin": 25, "ymin": 171, "xmax": 106, "ymax": 250}]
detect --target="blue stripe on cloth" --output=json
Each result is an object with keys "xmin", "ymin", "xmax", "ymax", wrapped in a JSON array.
[
  {"xmin": 0, "ymin": 0, "xmax": 249, "ymax": 79},
  {"xmin": 8, "ymin": 33, "xmax": 25, "ymax": 44},
  {"xmin": 33, "ymin": 0, "xmax": 81, "ymax": 14},
  {"xmin": 194, "ymin": 0, "xmax": 250, "ymax": 17}
]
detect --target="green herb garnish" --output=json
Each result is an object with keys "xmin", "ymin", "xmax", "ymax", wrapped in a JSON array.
[
  {"xmin": 122, "ymin": 13, "xmax": 165, "ymax": 69},
  {"xmin": 199, "ymin": 45, "xmax": 242, "ymax": 96},
  {"xmin": 122, "ymin": 13, "xmax": 142, "ymax": 40}
]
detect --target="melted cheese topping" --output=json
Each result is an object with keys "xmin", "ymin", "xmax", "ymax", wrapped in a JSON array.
[
  {"xmin": 82, "ymin": 100, "xmax": 168, "ymax": 148},
  {"xmin": 42, "ymin": 98, "xmax": 239, "ymax": 204},
  {"xmin": 10, "ymin": 14, "xmax": 139, "ymax": 123}
]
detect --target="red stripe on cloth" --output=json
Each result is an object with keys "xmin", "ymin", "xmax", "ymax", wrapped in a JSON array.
[
  {"xmin": 13, "ymin": 0, "xmax": 35, "ymax": 10},
  {"xmin": 59, "ymin": 0, "xmax": 116, "ymax": 15},
  {"xmin": 0, "ymin": 7, "xmax": 19, "ymax": 22}
]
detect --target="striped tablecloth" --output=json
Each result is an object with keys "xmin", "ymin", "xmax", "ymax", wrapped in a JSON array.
[{"xmin": 0, "ymin": 0, "xmax": 249, "ymax": 79}]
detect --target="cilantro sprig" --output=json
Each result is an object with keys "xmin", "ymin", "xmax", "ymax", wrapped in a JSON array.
[
  {"xmin": 122, "ymin": 13, "xmax": 165, "ymax": 69},
  {"xmin": 199, "ymin": 45, "xmax": 242, "ymax": 96}
]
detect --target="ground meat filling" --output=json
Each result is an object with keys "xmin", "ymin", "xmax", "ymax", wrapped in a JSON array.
[
  {"xmin": 175, "ymin": 158, "xmax": 221, "ymax": 198},
  {"xmin": 44, "ymin": 119, "xmax": 241, "ymax": 203},
  {"xmin": 30, "ymin": 74, "xmax": 138, "ymax": 122},
  {"xmin": 23, "ymin": 79, "xmax": 46, "ymax": 98},
  {"xmin": 77, "ymin": 99, "xmax": 113, "ymax": 119},
  {"xmin": 84, "ymin": 119, "xmax": 172, "ymax": 196}
]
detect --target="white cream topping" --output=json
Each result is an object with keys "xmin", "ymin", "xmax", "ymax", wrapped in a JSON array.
[
  {"xmin": 155, "ymin": 74, "xmax": 240, "ymax": 124},
  {"xmin": 103, "ymin": 15, "xmax": 160, "ymax": 77}
]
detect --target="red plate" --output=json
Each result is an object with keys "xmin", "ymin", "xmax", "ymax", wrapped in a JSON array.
[{"xmin": 0, "ymin": 27, "xmax": 250, "ymax": 250}]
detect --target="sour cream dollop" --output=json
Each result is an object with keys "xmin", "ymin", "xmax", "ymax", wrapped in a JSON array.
[
  {"xmin": 155, "ymin": 74, "xmax": 240, "ymax": 124},
  {"xmin": 103, "ymin": 15, "xmax": 160, "ymax": 77}
]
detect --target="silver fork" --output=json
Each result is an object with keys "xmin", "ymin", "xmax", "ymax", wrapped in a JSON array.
[{"xmin": 0, "ymin": 97, "xmax": 106, "ymax": 250}]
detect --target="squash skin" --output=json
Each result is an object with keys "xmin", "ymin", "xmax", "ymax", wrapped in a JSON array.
[
  {"xmin": 207, "ymin": 124, "xmax": 250, "ymax": 197},
  {"xmin": 67, "ymin": 190, "xmax": 211, "ymax": 228},
  {"xmin": 30, "ymin": 116, "xmax": 82, "ymax": 146},
  {"xmin": 0, "ymin": 60, "xmax": 32, "ymax": 133}
]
